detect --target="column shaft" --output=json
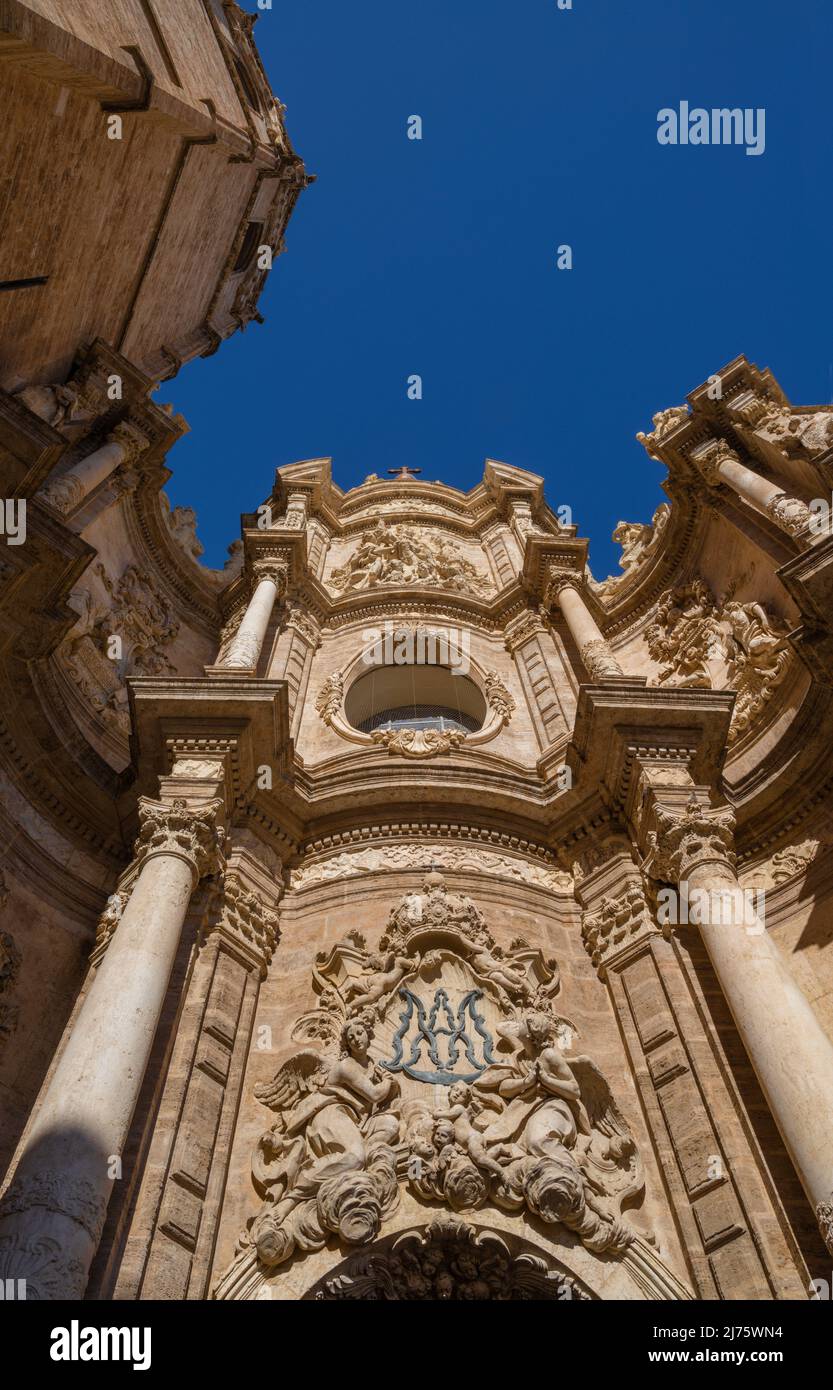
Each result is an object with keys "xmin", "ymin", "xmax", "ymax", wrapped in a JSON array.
[
  {"xmin": 554, "ymin": 581, "xmax": 624, "ymax": 678},
  {"xmin": 689, "ymin": 857, "xmax": 833, "ymax": 1230},
  {"xmin": 220, "ymin": 576, "xmax": 279, "ymax": 670}
]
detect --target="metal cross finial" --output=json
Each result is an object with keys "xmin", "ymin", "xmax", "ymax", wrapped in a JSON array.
[{"xmin": 387, "ymin": 466, "xmax": 422, "ymax": 481}]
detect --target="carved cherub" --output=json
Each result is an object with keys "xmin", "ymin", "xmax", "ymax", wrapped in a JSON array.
[
  {"xmin": 342, "ymin": 949, "xmax": 414, "ymax": 1013},
  {"xmin": 466, "ymin": 943, "xmax": 531, "ymax": 1003},
  {"xmin": 433, "ymin": 1082, "xmax": 519, "ymax": 1180}
]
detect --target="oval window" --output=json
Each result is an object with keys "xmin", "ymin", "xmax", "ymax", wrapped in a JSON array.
[{"xmin": 345, "ymin": 665, "xmax": 486, "ymax": 737}]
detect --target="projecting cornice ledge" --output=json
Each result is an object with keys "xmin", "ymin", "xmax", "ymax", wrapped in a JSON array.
[
  {"xmin": 565, "ymin": 683, "xmax": 736, "ymax": 823},
  {"xmin": 127, "ymin": 676, "xmax": 292, "ymax": 822}
]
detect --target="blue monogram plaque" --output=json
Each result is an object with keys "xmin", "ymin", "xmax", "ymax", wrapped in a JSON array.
[{"xmin": 380, "ymin": 986, "xmax": 496, "ymax": 1085}]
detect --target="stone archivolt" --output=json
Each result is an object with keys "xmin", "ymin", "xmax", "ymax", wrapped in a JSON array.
[
  {"xmin": 328, "ymin": 521, "xmax": 493, "ymax": 597},
  {"xmin": 214, "ymin": 874, "xmax": 645, "ymax": 1298},
  {"xmin": 310, "ymin": 1218, "xmax": 592, "ymax": 1301},
  {"xmin": 645, "ymin": 579, "xmax": 792, "ymax": 742}
]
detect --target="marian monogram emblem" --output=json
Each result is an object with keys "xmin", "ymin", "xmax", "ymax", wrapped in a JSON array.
[{"xmin": 381, "ymin": 986, "xmax": 495, "ymax": 1084}]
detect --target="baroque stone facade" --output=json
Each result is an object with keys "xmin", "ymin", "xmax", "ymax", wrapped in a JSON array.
[{"xmin": 3, "ymin": 5, "xmax": 833, "ymax": 1310}]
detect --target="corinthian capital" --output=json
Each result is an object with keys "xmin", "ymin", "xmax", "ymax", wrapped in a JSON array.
[
  {"xmin": 109, "ymin": 420, "xmax": 150, "ymax": 465},
  {"xmin": 134, "ymin": 797, "xmax": 225, "ymax": 883},
  {"xmin": 252, "ymin": 558, "xmax": 289, "ymax": 592},
  {"xmin": 689, "ymin": 438, "xmax": 739, "ymax": 487},
  {"xmin": 545, "ymin": 566, "xmax": 582, "ymax": 601},
  {"xmin": 643, "ymin": 799, "xmax": 736, "ymax": 883}
]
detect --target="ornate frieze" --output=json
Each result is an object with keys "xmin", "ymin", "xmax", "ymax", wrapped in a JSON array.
[
  {"xmin": 328, "ymin": 522, "xmax": 493, "ymax": 597},
  {"xmin": 289, "ymin": 842, "xmax": 571, "ymax": 894}
]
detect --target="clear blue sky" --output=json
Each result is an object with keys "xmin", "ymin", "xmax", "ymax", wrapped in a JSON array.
[{"xmin": 164, "ymin": 0, "xmax": 833, "ymax": 578}]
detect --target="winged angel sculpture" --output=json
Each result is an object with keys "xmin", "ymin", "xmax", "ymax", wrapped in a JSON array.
[
  {"xmin": 219, "ymin": 874, "xmax": 646, "ymax": 1292},
  {"xmin": 409, "ymin": 1012, "xmax": 641, "ymax": 1253}
]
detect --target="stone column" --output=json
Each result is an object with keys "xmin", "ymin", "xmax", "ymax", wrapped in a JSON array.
[
  {"xmin": 217, "ymin": 561, "xmax": 287, "ymax": 672},
  {"xmin": 37, "ymin": 420, "xmax": 149, "ymax": 515},
  {"xmin": 546, "ymin": 569, "xmax": 624, "ymax": 678},
  {"xmin": 114, "ymin": 834, "xmax": 282, "ymax": 1300},
  {"xmin": 645, "ymin": 797, "xmax": 833, "ymax": 1255},
  {"xmin": 690, "ymin": 438, "xmax": 813, "ymax": 542},
  {"xmin": 571, "ymin": 830, "xmax": 808, "ymax": 1297},
  {"xmin": 0, "ymin": 796, "xmax": 224, "ymax": 1299}
]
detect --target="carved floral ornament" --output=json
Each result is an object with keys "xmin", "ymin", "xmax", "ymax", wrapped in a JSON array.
[
  {"xmin": 645, "ymin": 578, "xmax": 793, "ymax": 743},
  {"xmin": 327, "ymin": 522, "xmax": 494, "ymax": 598},
  {"xmin": 314, "ymin": 643, "xmax": 515, "ymax": 758},
  {"xmin": 214, "ymin": 872, "xmax": 655, "ymax": 1299},
  {"xmin": 289, "ymin": 842, "xmax": 573, "ymax": 895}
]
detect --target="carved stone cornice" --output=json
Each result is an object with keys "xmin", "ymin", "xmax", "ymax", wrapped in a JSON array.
[{"xmin": 133, "ymin": 796, "xmax": 225, "ymax": 884}]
